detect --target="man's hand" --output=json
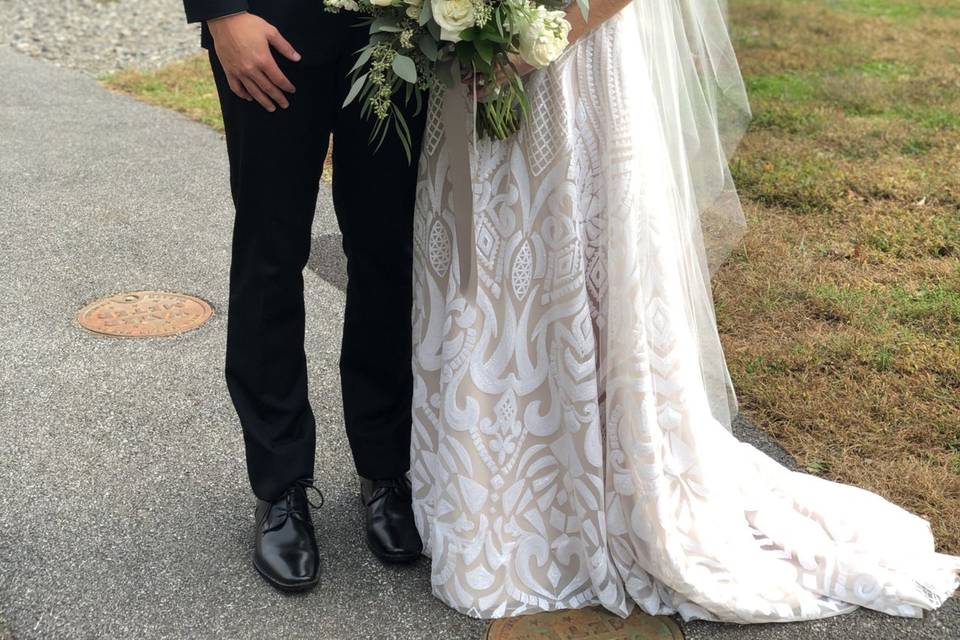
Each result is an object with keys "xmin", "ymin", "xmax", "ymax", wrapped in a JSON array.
[{"xmin": 207, "ymin": 12, "xmax": 301, "ymax": 112}]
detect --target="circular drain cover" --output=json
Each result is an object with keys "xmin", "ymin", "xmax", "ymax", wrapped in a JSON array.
[
  {"xmin": 77, "ymin": 290, "xmax": 213, "ymax": 337},
  {"xmin": 486, "ymin": 607, "xmax": 683, "ymax": 640}
]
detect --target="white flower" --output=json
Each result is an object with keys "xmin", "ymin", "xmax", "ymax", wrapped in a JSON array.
[
  {"xmin": 404, "ymin": 0, "xmax": 423, "ymax": 19},
  {"xmin": 432, "ymin": 0, "xmax": 476, "ymax": 41},
  {"xmin": 440, "ymin": 28, "xmax": 462, "ymax": 42},
  {"xmin": 370, "ymin": 0, "xmax": 396, "ymax": 6},
  {"xmin": 324, "ymin": 0, "xmax": 360, "ymax": 11},
  {"xmin": 518, "ymin": 5, "xmax": 571, "ymax": 69}
]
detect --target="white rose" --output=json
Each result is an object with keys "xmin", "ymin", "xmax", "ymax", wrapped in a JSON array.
[
  {"xmin": 518, "ymin": 6, "xmax": 570, "ymax": 69},
  {"xmin": 440, "ymin": 28, "xmax": 462, "ymax": 43},
  {"xmin": 432, "ymin": 0, "xmax": 476, "ymax": 41},
  {"xmin": 404, "ymin": 0, "xmax": 423, "ymax": 19},
  {"xmin": 324, "ymin": 0, "xmax": 360, "ymax": 11}
]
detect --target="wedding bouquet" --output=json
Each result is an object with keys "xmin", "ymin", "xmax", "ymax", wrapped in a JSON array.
[{"xmin": 324, "ymin": 0, "xmax": 586, "ymax": 158}]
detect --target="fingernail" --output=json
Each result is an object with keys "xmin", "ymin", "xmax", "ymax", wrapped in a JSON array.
[{"xmin": 293, "ymin": 53, "xmax": 302, "ymax": 61}]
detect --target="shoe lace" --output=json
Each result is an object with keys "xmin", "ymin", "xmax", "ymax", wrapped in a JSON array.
[
  {"xmin": 294, "ymin": 478, "xmax": 325, "ymax": 510},
  {"xmin": 265, "ymin": 479, "xmax": 324, "ymax": 532}
]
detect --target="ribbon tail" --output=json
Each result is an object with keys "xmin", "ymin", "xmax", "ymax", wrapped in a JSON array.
[{"xmin": 440, "ymin": 60, "xmax": 477, "ymax": 300}]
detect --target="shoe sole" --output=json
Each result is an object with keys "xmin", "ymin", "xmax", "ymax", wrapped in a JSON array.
[{"xmin": 253, "ymin": 556, "xmax": 320, "ymax": 593}]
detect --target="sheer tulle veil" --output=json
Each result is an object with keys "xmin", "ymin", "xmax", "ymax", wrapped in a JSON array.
[{"xmin": 626, "ymin": 0, "xmax": 751, "ymax": 430}]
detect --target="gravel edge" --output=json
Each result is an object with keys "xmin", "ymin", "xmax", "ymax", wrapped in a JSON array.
[{"xmin": 0, "ymin": 0, "xmax": 201, "ymax": 76}]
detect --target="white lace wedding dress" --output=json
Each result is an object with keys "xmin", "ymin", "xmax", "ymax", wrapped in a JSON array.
[{"xmin": 409, "ymin": 2, "xmax": 960, "ymax": 623}]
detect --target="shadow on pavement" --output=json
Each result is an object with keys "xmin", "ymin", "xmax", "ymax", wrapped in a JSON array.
[{"xmin": 308, "ymin": 233, "xmax": 348, "ymax": 293}]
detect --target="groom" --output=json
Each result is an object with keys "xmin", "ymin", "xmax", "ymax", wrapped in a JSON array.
[{"xmin": 182, "ymin": 0, "xmax": 427, "ymax": 591}]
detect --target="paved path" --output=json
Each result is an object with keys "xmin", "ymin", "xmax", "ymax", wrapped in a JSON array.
[
  {"xmin": 0, "ymin": 46, "xmax": 955, "ymax": 640},
  {"xmin": 0, "ymin": 46, "xmax": 483, "ymax": 640}
]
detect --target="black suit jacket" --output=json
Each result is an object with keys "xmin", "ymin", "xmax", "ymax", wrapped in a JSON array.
[
  {"xmin": 184, "ymin": 0, "xmax": 350, "ymax": 63},
  {"xmin": 183, "ymin": 0, "xmax": 248, "ymax": 23}
]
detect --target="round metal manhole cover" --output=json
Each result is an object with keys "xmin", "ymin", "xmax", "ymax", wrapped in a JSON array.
[
  {"xmin": 77, "ymin": 290, "xmax": 213, "ymax": 337},
  {"xmin": 486, "ymin": 607, "xmax": 683, "ymax": 640}
]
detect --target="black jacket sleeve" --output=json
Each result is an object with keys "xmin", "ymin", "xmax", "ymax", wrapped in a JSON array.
[{"xmin": 183, "ymin": 0, "xmax": 249, "ymax": 23}]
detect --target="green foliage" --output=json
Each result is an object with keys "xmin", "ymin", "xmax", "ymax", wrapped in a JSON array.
[{"xmin": 829, "ymin": 0, "xmax": 960, "ymax": 20}]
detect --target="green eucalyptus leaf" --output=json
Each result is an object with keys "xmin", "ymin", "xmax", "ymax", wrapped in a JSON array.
[
  {"xmin": 418, "ymin": 0, "xmax": 433, "ymax": 26},
  {"xmin": 393, "ymin": 103, "xmax": 413, "ymax": 162},
  {"xmin": 413, "ymin": 86, "xmax": 424, "ymax": 115},
  {"xmin": 373, "ymin": 114, "xmax": 391, "ymax": 151},
  {"xmin": 418, "ymin": 33, "xmax": 439, "ymax": 61},
  {"xmin": 350, "ymin": 46, "xmax": 374, "ymax": 73},
  {"xmin": 392, "ymin": 54, "xmax": 418, "ymax": 84},
  {"xmin": 370, "ymin": 15, "xmax": 401, "ymax": 33},
  {"xmin": 343, "ymin": 72, "xmax": 369, "ymax": 107}
]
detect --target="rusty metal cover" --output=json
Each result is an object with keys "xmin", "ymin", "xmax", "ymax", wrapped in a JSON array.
[
  {"xmin": 77, "ymin": 290, "xmax": 213, "ymax": 337},
  {"xmin": 486, "ymin": 607, "xmax": 683, "ymax": 640}
]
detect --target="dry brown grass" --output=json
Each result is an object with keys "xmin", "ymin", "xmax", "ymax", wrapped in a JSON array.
[{"xmin": 719, "ymin": 0, "xmax": 960, "ymax": 553}]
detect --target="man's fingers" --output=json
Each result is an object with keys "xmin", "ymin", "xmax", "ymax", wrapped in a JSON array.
[
  {"xmin": 241, "ymin": 76, "xmax": 276, "ymax": 112},
  {"xmin": 262, "ymin": 58, "xmax": 296, "ymax": 95},
  {"xmin": 227, "ymin": 75, "xmax": 253, "ymax": 101},
  {"xmin": 266, "ymin": 29, "xmax": 302, "ymax": 63},
  {"xmin": 250, "ymin": 69, "xmax": 290, "ymax": 109}
]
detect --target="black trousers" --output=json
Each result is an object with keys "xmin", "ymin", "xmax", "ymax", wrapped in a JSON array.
[{"xmin": 208, "ymin": 12, "xmax": 427, "ymax": 501}]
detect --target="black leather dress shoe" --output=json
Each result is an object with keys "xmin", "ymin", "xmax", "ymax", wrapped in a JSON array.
[
  {"xmin": 360, "ymin": 476, "xmax": 422, "ymax": 563},
  {"xmin": 253, "ymin": 478, "xmax": 323, "ymax": 592}
]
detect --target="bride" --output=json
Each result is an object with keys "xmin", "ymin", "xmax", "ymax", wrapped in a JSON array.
[{"xmin": 409, "ymin": 0, "xmax": 960, "ymax": 623}]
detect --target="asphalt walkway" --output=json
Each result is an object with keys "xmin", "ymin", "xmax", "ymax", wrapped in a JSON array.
[
  {"xmin": 0, "ymin": 46, "xmax": 483, "ymax": 640},
  {"xmin": 0, "ymin": 46, "xmax": 955, "ymax": 640}
]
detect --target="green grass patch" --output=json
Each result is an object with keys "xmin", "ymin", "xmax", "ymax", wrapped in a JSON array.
[
  {"xmin": 899, "ymin": 136, "xmax": 932, "ymax": 156},
  {"xmin": 891, "ymin": 105, "xmax": 960, "ymax": 131},
  {"xmin": 829, "ymin": 0, "xmax": 960, "ymax": 19},
  {"xmin": 809, "ymin": 282, "xmax": 960, "ymax": 335},
  {"xmin": 888, "ymin": 284, "xmax": 960, "ymax": 327},
  {"xmin": 732, "ymin": 152, "xmax": 845, "ymax": 212},
  {"xmin": 860, "ymin": 211, "xmax": 960, "ymax": 259},
  {"xmin": 750, "ymin": 105, "xmax": 823, "ymax": 134},
  {"xmin": 747, "ymin": 72, "xmax": 820, "ymax": 102},
  {"xmin": 101, "ymin": 55, "xmax": 223, "ymax": 131}
]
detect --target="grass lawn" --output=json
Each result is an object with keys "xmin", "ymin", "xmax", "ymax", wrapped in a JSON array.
[
  {"xmin": 101, "ymin": 0, "xmax": 960, "ymax": 554},
  {"xmin": 719, "ymin": 0, "xmax": 960, "ymax": 554}
]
